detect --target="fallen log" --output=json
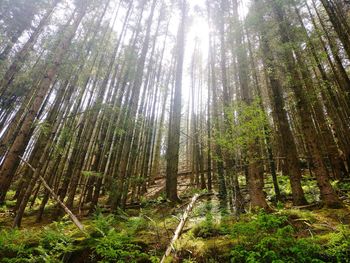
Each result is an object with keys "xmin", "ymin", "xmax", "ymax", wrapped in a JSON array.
[
  {"xmin": 160, "ymin": 193, "xmax": 200, "ymax": 263},
  {"xmin": 19, "ymin": 156, "xmax": 85, "ymax": 233},
  {"xmin": 292, "ymin": 202, "xmax": 322, "ymax": 210}
]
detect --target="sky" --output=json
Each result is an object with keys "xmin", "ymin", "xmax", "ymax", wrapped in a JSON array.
[
  {"xmin": 181, "ymin": 0, "xmax": 250, "ymax": 111},
  {"xmin": 182, "ymin": 0, "xmax": 210, "ymax": 109}
]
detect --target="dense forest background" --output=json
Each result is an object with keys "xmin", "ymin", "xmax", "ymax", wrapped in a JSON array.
[{"xmin": 0, "ymin": 0, "xmax": 350, "ymax": 262}]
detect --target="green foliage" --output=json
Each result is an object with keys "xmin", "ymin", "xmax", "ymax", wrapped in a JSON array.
[
  {"xmin": 91, "ymin": 212, "xmax": 117, "ymax": 237},
  {"xmin": 36, "ymin": 121, "xmax": 52, "ymax": 137},
  {"xmin": 156, "ymin": 193, "xmax": 167, "ymax": 204},
  {"xmin": 0, "ymin": 228, "xmax": 37, "ymax": 262},
  {"xmin": 333, "ymin": 180, "xmax": 350, "ymax": 191},
  {"xmin": 229, "ymin": 212, "xmax": 323, "ymax": 263},
  {"xmin": 276, "ymin": 201, "xmax": 284, "ymax": 210},
  {"xmin": 126, "ymin": 216, "xmax": 149, "ymax": 235},
  {"xmin": 0, "ymin": 222, "xmax": 74, "ymax": 263},
  {"xmin": 94, "ymin": 229, "xmax": 149, "ymax": 263},
  {"xmin": 215, "ymin": 98, "xmax": 268, "ymax": 155},
  {"xmin": 231, "ymin": 211, "xmax": 288, "ymax": 233},
  {"xmin": 89, "ymin": 213, "xmax": 156, "ymax": 262},
  {"xmin": 192, "ymin": 220, "xmax": 221, "ymax": 239},
  {"xmin": 34, "ymin": 222, "xmax": 75, "ymax": 262},
  {"xmin": 323, "ymin": 226, "xmax": 350, "ymax": 262},
  {"xmin": 302, "ymin": 177, "xmax": 321, "ymax": 203},
  {"xmin": 0, "ymin": 212, "xmax": 159, "ymax": 262},
  {"xmin": 230, "ymin": 227, "xmax": 322, "ymax": 263},
  {"xmin": 192, "ymin": 201, "xmax": 222, "ymax": 238},
  {"xmin": 139, "ymin": 194, "xmax": 166, "ymax": 208},
  {"xmin": 52, "ymin": 126, "xmax": 73, "ymax": 157},
  {"xmin": 265, "ymin": 174, "xmax": 323, "ymax": 203},
  {"xmin": 183, "ymin": 259, "xmax": 198, "ymax": 263},
  {"xmin": 228, "ymin": 212, "xmax": 350, "ymax": 262},
  {"xmin": 81, "ymin": 170, "xmax": 102, "ymax": 178},
  {"xmin": 183, "ymin": 189, "xmax": 209, "ymax": 201},
  {"xmin": 0, "ymin": 190, "xmax": 17, "ymax": 213},
  {"xmin": 1, "ymin": 209, "xmax": 349, "ymax": 263},
  {"xmin": 333, "ymin": 181, "xmax": 350, "ymax": 199}
]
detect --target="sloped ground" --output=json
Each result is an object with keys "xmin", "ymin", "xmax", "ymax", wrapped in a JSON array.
[
  {"xmin": 145, "ymin": 173, "xmax": 195, "ymax": 200},
  {"xmin": 1, "ymin": 174, "xmax": 350, "ymax": 262}
]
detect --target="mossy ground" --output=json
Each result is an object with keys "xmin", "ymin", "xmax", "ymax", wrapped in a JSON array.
[{"xmin": 1, "ymin": 175, "xmax": 350, "ymax": 262}]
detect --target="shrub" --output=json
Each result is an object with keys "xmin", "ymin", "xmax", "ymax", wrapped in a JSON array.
[
  {"xmin": 0, "ymin": 223, "xmax": 75, "ymax": 263},
  {"xmin": 324, "ymin": 226, "xmax": 350, "ymax": 262},
  {"xmin": 126, "ymin": 216, "xmax": 149, "ymax": 235},
  {"xmin": 94, "ymin": 229, "xmax": 149, "ymax": 263},
  {"xmin": 0, "ymin": 229, "xmax": 36, "ymax": 262},
  {"xmin": 230, "ymin": 212, "xmax": 324, "ymax": 263},
  {"xmin": 89, "ymin": 213, "xmax": 156, "ymax": 262},
  {"xmin": 35, "ymin": 222, "xmax": 75, "ymax": 262},
  {"xmin": 192, "ymin": 201, "xmax": 223, "ymax": 238},
  {"xmin": 91, "ymin": 213, "xmax": 117, "ymax": 237},
  {"xmin": 192, "ymin": 221, "xmax": 221, "ymax": 238}
]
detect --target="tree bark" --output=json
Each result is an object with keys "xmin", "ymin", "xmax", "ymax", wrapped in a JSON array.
[
  {"xmin": 0, "ymin": 5, "xmax": 88, "ymax": 204},
  {"xmin": 165, "ymin": 0, "xmax": 187, "ymax": 203}
]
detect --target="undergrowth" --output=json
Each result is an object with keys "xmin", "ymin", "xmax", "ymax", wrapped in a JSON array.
[
  {"xmin": 0, "ymin": 221, "xmax": 74, "ymax": 263},
  {"xmin": 0, "ymin": 211, "xmax": 159, "ymax": 263},
  {"xmin": 228, "ymin": 212, "xmax": 350, "ymax": 263},
  {"xmin": 0, "ymin": 204, "xmax": 349, "ymax": 263}
]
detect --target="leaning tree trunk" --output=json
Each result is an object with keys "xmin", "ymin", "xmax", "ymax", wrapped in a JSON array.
[
  {"xmin": 0, "ymin": 4, "xmax": 88, "ymax": 204},
  {"xmin": 0, "ymin": 0, "xmax": 60, "ymax": 96}
]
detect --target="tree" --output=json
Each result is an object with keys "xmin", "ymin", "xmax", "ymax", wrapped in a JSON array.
[
  {"xmin": 0, "ymin": 1, "xmax": 89, "ymax": 204},
  {"xmin": 165, "ymin": 0, "xmax": 187, "ymax": 202}
]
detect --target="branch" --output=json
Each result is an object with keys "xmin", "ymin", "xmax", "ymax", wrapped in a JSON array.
[
  {"xmin": 19, "ymin": 156, "xmax": 86, "ymax": 233},
  {"xmin": 160, "ymin": 193, "xmax": 200, "ymax": 263}
]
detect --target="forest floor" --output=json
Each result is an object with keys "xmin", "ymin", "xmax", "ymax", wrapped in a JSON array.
[{"xmin": 1, "ymin": 174, "xmax": 350, "ymax": 262}]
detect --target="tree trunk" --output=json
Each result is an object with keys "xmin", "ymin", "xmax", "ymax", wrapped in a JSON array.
[
  {"xmin": 165, "ymin": 0, "xmax": 187, "ymax": 203},
  {"xmin": 0, "ymin": 5, "xmax": 87, "ymax": 204}
]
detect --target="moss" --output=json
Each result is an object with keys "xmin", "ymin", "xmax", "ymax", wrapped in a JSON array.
[
  {"xmin": 1, "ymin": 199, "xmax": 350, "ymax": 263},
  {"xmin": 279, "ymin": 208, "xmax": 317, "ymax": 223},
  {"xmin": 191, "ymin": 220, "xmax": 222, "ymax": 238},
  {"xmin": 175, "ymin": 232, "xmax": 234, "ymax": 262}
]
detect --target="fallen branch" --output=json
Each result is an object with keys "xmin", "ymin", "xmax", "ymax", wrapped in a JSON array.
[
  {"xmin": 19, "ymin": 156, "xmax": 85, "ymax": 233},
  {"xmin": 292, "ymin": 203, "xmax": 321, "ymax": 210},
  {"xmin": 160, "ymin": 193, "xmax": 200, "ymax": 263}
]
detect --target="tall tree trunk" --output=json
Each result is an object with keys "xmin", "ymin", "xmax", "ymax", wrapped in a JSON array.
[
  {"xmin": 0, "ymin": 0, "xmax": 60, "ymax": 96},
  {"xmin": 271, "ymin": 0, "xmax": 342, "ymax": 208},
  {"xmin": 0, "ymin": 4, "xmax": 88, "ymax": 204},
  {"xmin": 254, "ymin": 0, "xmax": 307, "ymax": 206},
  {"xmin": 232, "ymin": 0, "xmax": 269, "ymax": 210},
  {"xmin": 165, "ymin": 0, "xmax": 187, "ymax": 202},
  {"xmin": 319, "ymin": 0, "xmax": 350, "ymax": 59}
]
